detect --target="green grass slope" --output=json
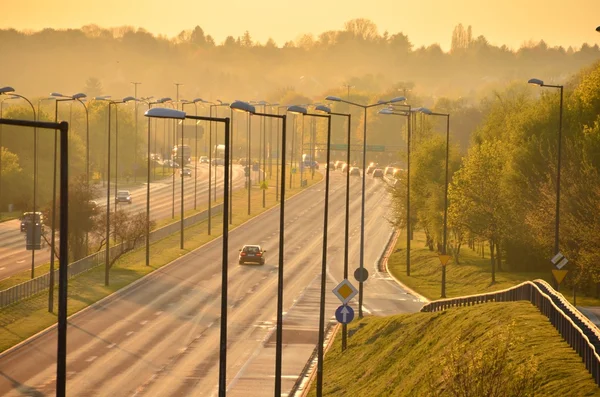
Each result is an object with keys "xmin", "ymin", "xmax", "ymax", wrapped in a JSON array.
[{"xmin": 309, "ymin": 302, "xmax": 600, "ymax": 396}]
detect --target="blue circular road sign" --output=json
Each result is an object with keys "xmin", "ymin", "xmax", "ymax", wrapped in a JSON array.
[{"xmin": 335, "ymin": 305, "xmax": 355, "ymax": 324}]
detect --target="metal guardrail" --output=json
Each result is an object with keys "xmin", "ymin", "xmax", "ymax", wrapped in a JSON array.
[
  {"xmin": 0, "ymin": 203, "xmax": 224, "ymax": 309},
  {"xmin": 420, "ymin": 279, "xmax": 600, "ymax": 386}
]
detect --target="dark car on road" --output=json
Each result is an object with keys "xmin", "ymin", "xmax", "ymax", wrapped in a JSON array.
[
  {"xmin": 238, "ymin": 245, "xmax": 266, "ymax": 265},
  {"xmin": 180, "ymin": 168, "xmax": 192, "ymax": 177},
  {"xmin": 372, "ymin": 168, "xmax": 384, "ymax": 178},
  {"xmin": 116, "ymin": 190, "xmax": 132, "ymax": 204},
  {"xmin": 20, "ymin": 212, "xmax": 43, "ymax": 232},
  {"xmin": 349, "ymin": 167, "xmax": 360, "ymax": 176},
  {"xmin": 199, "ymin": 156, "xmax": 209, "ymax": 164}
]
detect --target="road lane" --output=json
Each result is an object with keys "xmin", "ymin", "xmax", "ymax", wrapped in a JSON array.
[{"xmin": 0, "ymin": 170, "xmax": 422, "ymax": 397}]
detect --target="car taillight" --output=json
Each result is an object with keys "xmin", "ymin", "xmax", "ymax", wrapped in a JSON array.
[
  {"xmin": 256, "ymin": 253, "xmax": 262, "ymax": 256},
  {"xmin": 240, "ymin": 252, "xmax": 246, "ymax": 256}
]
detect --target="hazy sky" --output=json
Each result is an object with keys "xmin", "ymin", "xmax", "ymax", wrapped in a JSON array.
[{"xmin": 4, "ymin": 0, "xmax": 600, "ymax": 51}]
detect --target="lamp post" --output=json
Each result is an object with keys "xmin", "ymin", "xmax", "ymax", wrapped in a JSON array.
[
  {"xmin": 145, "ymin": 107, "xmax": 230, "ymax": 397},
  {"xmin": 0, "ymin": 95, "xmax": 19, "ymax": 220},
  {"xmin": 315, "ymin": 104, "xmax": 352, "ymax": 351},
  {"xmin": 528, "ymin": 78, "xmax": 564, "ymax": 259},
  {"xmin": 250, "ymin": 101, "xmax": 269, "ymax": 208},
  {"xmin": 0, "ymin": 116, "xmax": 69, "ymax": 397},
  {"xmin": 412, "ymin": 107, "xmax": 450, "ymax": 297},
  {"xmin": 97, "ymin": 96, "xmax": 137, "ymax": 286},
  {"xmin": 275, "ymin": 105, "xmax": 288, "ymax": 202},
  {"xmin": 132, "ymin": 82, "xmax": 141, "ymax": 183},
  {"xmin": 286, "ymin": 105, "xmax": 332, "ymax": 397},
  {"xmin": 181, "ymin": 98, "xmax": 203, "ymax": 211},
  {"xmin": 140, "ymin": 97, "xmax": 168, "ymax": 267},
  {"xmin": 230, "ymin": 100, "xmax": 288, "ymax": 397},
  {"xmin": 0, "ymin": 88, "xmax": 38, "ymax": 280},
  {"xmin": 324, "ymin": 95, "xmax": 406, "ymax": 317}
]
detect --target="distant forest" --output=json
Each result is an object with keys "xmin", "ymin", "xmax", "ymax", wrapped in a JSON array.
[{"xmin": 1, "ymin": 19, "xmax": 599, "ymax": 101}]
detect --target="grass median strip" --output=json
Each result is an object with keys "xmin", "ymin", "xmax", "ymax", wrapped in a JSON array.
[
  {"xmin": 387, "ymin": 229, "xmax": 600, "ymax": 306},
  {"xmin": 0, "ymin": 172, "xmax": 322, "ymax": 353},
  {"xmin": 308, "ymin": 302, "xmax": 599, "ymax": 396}
]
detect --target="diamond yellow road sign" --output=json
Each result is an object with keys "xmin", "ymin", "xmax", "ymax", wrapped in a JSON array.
[
  {"xmin": 332, "ymin": 279, "xmax": 358, "ymax": 305},
  {"xmin": 438, "ymin": 254, "xmax": 452, "ymax": 266}
]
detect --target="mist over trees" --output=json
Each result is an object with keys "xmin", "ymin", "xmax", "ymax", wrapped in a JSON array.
[{"xmin": 0, "ymin": 19, "xmax": 598, "ymax": 100}]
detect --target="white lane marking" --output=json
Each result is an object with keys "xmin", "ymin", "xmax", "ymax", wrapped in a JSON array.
[
  {"xmin": 86, "ymin": 356, "xmax": 97, "ymax": 363},
  {"xmin": 0, "ymin": 267, "xmax": 5, "ymax": 270},
  {"xmin": 107, "ymin": 343, "xmax": 116, "ymax": 349},
  {"xmin": 155, "ymin": 311, "xmax": 163, "ymax": 316},
  {"xmin": 140, "ymin": 320, "xmax": 148, "ymax": 325},
  {"xmin": 16, "ymin": 260, "xmax": 25, "ymax": 264},
  {"xmin": 126, "ymin": 331, "xmax": 135, "ymax": 336}
]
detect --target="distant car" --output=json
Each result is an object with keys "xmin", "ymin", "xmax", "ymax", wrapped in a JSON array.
[
  {"xmin": 393, "ymin": 168, "xmax": 404, "ymax": 179},
  {"xmin": 238, "ymin": 158, "xmax": 251, "ymax": 166},
  {"xmin": 327, "ymin": 161, "xmax": 335, "ymax": 169},
  {"xmin": 20, "ymin": 212, "xmax": 43, "ymax": 232},
  {"xmin": 238, "ymin": 245, "xmax": 266, "ymax": 265},
  {"xmin": 384, "ymin": 166, "xmax": 396, "ymax": 176},
  {"xmin": 372, "ymin": 169, "xmax": 384, "ymax": 178},
  {"xmin": 211, "ymin": 158, "xmax": 225, "ymax": 166},
  {"xmin": 116, "ymin": 190, "xmax": 132, "ymax": 204},
  {"xmin": 366, "ymin": 162, "xmax": 378, "ymax": 174},
  {"xmin": 349, "ymin": 167, "xmax": 360, "ymax": 176},
  {"xmin": 180, "ymin": 168, "xmax": 192, "ymax": 177},
  {"xmin": 163, "ymin": 160, "xmax": 179, "ymax": 168},
  {"xmin": 199, "ymin": 156, "xmax": 209, "ymax": 164},
  {"xmin": 89, "ymin": 200, "xmax": 98, "ymax": 210},
  {"xmin": 304, "ymin": 160, "xmax": 319, "ymax": 169},
  {"xmin": 341, "ymin": 164, "xmax": 349, "ymax": 173},
  {"xmin": 335, "ymin": 161, "xmax": 346, "ymax": 170}
]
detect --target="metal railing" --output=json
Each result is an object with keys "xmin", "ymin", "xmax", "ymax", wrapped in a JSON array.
[
  {"xmin": 0, "ymin": 203, "xmax": 223, "ymax": 309},
  {"xmin": 421, "ymin": 279, "xmax": 600, "ymax": 386}
]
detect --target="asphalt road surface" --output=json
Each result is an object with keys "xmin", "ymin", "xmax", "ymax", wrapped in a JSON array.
[
  {"xmin": 0, "ymin": 170, "xmax": 424, "ymax": 396},
  {"xmin": 0, "ymin": 163, "xmax": 246, "ymax": 281}
]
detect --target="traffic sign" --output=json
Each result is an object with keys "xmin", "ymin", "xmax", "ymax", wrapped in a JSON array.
[
  {"xmin": 354, "ymin": 267, "xmax": 369, "ymax": 283},
  {"xmin": 552, "ymin": 269, "xmax": 568, "ymax": 285},
  {"xmin": 551, "ymin": 252, "xmax": 569, "ymax": 269},
  {"xmin": 366, "ymin": 145, "xmax": 385, "ymax": 152},
  {"xmin": 335, "ymin": 305, "xmax": 354, "ymax": 324},
  {"xmin": 332, "ymin": 279, "xmax": 358, "ymax": 304},
  {"xmin": 438, "ymin": 254, "xmax": 452, "ymax": 266}
]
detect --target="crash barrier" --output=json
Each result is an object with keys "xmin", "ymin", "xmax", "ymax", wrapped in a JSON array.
[
  {"xmin": 0, "ymin": 204, "xmax": 223, "ymax": 309},
  {"xmin": 420, "ymin": 279, "xmax": 600, "ymax": 386}
]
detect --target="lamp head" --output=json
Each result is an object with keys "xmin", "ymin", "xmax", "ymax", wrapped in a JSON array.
[
  {"xmin": 0, "ymin": 87, "xmax": 15, "ymax": 94},
  {"xmin": 158, "ymin": 97, "xmax": 172, "ymax": 103},
  {"xmin": 230, "ymin": 100, "xmax": 256, "ymax": 114},
  {"xmin": 596, "ymin": 26, "xmax": 600, "ymax": 33},
  {"xmin": 192, "ymin": 98, "xmax": 202, "ymax": 103},
  {"xmin": 417, "ymin": 107, "xmax": 432, "ymax": 115},
  {"xmin": 325, "ymin": 96, "xmax": 342, "ymax": 102},
  {"xmin": 94, "ymin": 95, "xmax": 112, "ymax": 101},
  {"xmin": 287, "ymin": 105, "xmax": 307, "ymax": 115},
  {"xmin": 145, "ymin": 107, "xmax": 186, "ymax": 120},
  {"xmin": 378, "ymin": 108, "xmax": 394, "ymax": 115},
  {"xmin": 50, "ymin": 92, "xmax": 68, "ymax": 98},
  {"xmin": 389, "ymin": 96, "xmax": 407, "ymax": 103},
  {"xmin": 528, "ymin": 78, "xmax": 544, "ymax": 86},
  {"xmin": 122, "ymin": 96, "xmax": 137, "ymax": 103},
  {"xmin": 315, "ymin": 105, "xmax": 331, "ymax": 114},
  {"xmin": 72, "ymin": 93, "xmax": 87, "ymax": 100}
]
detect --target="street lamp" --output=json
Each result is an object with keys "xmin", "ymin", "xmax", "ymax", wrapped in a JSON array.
[
  {"xmin": 250, "ymin": 100, "xmax": 269, "ymax": 208},
  {"xmin": 324, "ymin": 95, "xmax": 406, "ymax": 318},
  {"xmin": 287, "ymin": 104, "xmax": 332, "ymax": 397},
  {"xmin": 230, "ymin": 100, "xmax": 289, "ymax": 396},
  {"xmin": 0, "ymin": 116, "xmax": 69, "ymax": 397},
  {"xmin": 140, "ymin": 97, "xmax": 169, "ymax": 267},
  {"xmin": 181, "ymin": 98, "xmax": 203, "ymax": 211},
  {"xmin": 315, "ymin": 104, "xmax": 352, "ymax": 351},
  {"xmin": 96, "ymin": 96, "xmax": 137, "ymax": 286},
  {"xmin": 412, "ymin": 107, "xmax": 451, "ymax": 297},
  {"xmin": 145, "ymin": 107, "xmax": 231, "ymax": 397},
  {"xmin": 528, "ymin": 78, "xmax": 564, "ymax": 258},
  {"xmin": 0, "ymin": 88, "xmax": 38, "ymax": 281}
]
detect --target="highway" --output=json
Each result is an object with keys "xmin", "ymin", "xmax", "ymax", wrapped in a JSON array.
[
  {"xmin": 0, "ymin": 163, "xmax": 246, "ymax": 281},
  {"xmin": 0, "ymin": 170, "xmax": 424, "ymax": 396}
]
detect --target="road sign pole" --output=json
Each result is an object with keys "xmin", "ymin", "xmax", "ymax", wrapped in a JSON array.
[
  {"xmin": 441, "ymin": 265, "xmax": 446, "ymax": 298},
  {"xmin": 342, "ymin": 113, "xmax": 351, "ymax": 352}
]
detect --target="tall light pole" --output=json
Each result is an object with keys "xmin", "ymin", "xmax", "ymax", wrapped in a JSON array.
[
  {"xmin": 230, "ymin": 100, "xmax": 288, "ymax": 397},
  {"xmin": 0, "ymin": 88, "xmax": 38, "ymax": 280},
  {"xmin": 97, "ymin": 96, "xmax": 137, "ymax": 286},
  {"xmin": 286, "ymin": 105, "xmax": 332, "ymax": 397},
  {"xmin": 0, "ymin": 95, "xmax": 19, "ymax": 221},
  {"xmin": 145, "ymin": 107, "xmax": 231, "ymax": 397},
  {"xmin": 324, "ymin": 95, "xmax": 406, "ymax": 317},
  {"xmin": 181, "ymin": 98, "xmax": 203, "ymax": 210},
  {"xmin": 315, "ymin": 105, "xmax": 351, "ymax": 351},
  {"xmin": 132, "ymin": 82, "xmax": 141, "ymax": 183},
  {"xmin": 528, "ymin": 78, "xmax": 564, "ymax": 258},
  {"xmin": 250, "ymin": 101, "xmax": 269, "ymax": 207},
  {"xmin": 141, "ymin": 97, "xmax": 167, "ymax": 267}
]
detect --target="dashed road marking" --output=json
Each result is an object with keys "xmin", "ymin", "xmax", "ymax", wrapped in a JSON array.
[
  {"xmin": 126, "ymin": 331, "xmax": 135, "ymax": 336},
  {"xmin": 86, "ymin": 356, "xmax": 97, "ymax": 363}
]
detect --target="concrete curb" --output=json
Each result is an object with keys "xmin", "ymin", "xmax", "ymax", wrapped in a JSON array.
[
  {"xmin": 0, "ymin": 176, "xmax": 325, "ymax": 360},
  {"xmin": 382, "ymin": 229, "xmax": 430, "ymax": 304}
]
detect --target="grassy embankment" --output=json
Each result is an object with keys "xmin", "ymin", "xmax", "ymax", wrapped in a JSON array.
[
  {"xmin": 387, "ymin": 229, "xmax": 600, "ymax": 307},
  {"xmin": 0, "ymin": 171, "xmax": 322, "ymax": 353},
  {"xmin": 308, "ymin": 302, "xmax": 600, "ymax": 396}
]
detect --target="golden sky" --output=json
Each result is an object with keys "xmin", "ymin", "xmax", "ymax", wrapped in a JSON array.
[{"xmin": 3, "ymin": 0, "xmax": 600, "ymax": 50}]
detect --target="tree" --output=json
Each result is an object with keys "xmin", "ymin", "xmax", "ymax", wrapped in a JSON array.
[
  {"xmin": 0, "ymin": 147, "xmax": 24, "ymax": 210},
  {"xmin": 84, "ymin": 77, "xmax": 103, "ymax": 98},
  {"xmin": 343, "ymin": 18, "xmax": 379, "ymax": 41}
]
